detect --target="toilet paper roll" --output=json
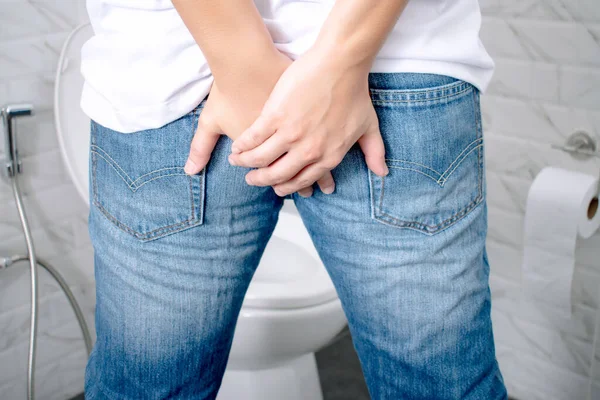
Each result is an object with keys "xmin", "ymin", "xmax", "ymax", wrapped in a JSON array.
[{"xmin": 522, "ymin": 167, "xmax": 600, "ymax": 314}]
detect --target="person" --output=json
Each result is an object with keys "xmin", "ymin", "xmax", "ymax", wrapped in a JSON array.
[{"xmin": 81, "ymin": 0, "xmax": 507, "ymax": 398}]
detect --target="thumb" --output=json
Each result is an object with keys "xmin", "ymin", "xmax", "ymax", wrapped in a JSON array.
[
  {"xmin": 358, "ymin": 126, "xmax": 388, "ymax": 177},
  {"xmin": 184, "ymin": 111, "xmax": 221, "ymax": 175}
]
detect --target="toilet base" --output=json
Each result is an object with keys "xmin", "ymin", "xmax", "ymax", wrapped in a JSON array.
[{"xmin": 217, "ymin": 353, "xmax": 323, "ymax": 400}]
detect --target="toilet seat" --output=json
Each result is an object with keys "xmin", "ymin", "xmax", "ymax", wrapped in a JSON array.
[
  {"xmin": 54, "ymin": 25, "xmax": 339, "ymax": 313},
  {"xmin": 243, "ymin": 210, "xmax": 338, "ymax": 310},
  {"xmin": 54, "ymin": 23, "xmax": 93, "ymax": 206}
]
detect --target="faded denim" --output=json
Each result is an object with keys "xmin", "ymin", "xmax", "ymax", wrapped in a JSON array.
[{"xmin": 84, "ymin": 73, "xmax": 507, "ymax": 400}]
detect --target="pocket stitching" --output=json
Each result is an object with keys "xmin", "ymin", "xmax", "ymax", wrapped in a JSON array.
[
  {"xmin": 376, "ymin": 192, "xmax": 483, "ymax": 235},
  {"xmin": 387, "ymin": 159, "xmax": 442, "ymax": 177},
  {"xmin": 384, "ymin": 138, "xmax": 483, "ymax": 187},
  {"xmin": 91, "ymin": 146, "xmax": 189, "ymax": 192},
  {"xmin": 134, "ymin": 172, "xmax": 189, "ymax": 191},
  {"xmin": 131, "ymin": 166, "xmax": 186, "ymax": 186},
  {"xmin": 373, "ymin": 150, "xmax": 484, "ymax": 233},
  {"xmin": 91, "ymin": 145, "xmax": 135, "ymax": 188},
  {"xmin": 93, "ymin": 198, "xmax": 201, "ymax": 240},
  {"xmin": 92, "ymin": 171, "xmax": 203, "ymax": 241},
  {"xmin": 90, "ymin": 106, "xmax": 205, "ymax": 241},
  {"xmin": 369, "ymin": 86, "xmax": 485, "ymax": 234},
  {"xmin": 439, "ymin": 139, "xmax": 483, "ymax": 185},
  {"xmin": 387, "ymin": 166, "xmax": 441, "ymax": 184},
  {"xmin": 370, "ymin": 81, "xmax": 472, "ymax": 104}
]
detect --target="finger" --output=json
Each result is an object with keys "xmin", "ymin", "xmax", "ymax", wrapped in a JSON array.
[
  {"xmin": 244, "ymin": 146, "xmax": 316, "ymax": 187},
  {"xmin": 316, "ymin": 171, "xmax": 335, "ymax": 195},
  {"xmin": 272, "ymin": 164, "xmax": 329, "ymax": 197},
  {"xmin": 184, "ymin": 114, "xmax": 221, "ymax": 175},
  {"xmin": 229, "ymin": 132, "xmax": 289, "ymax": 168},
  {"xmin": 358, "ymin": 126, "xmax": 388, "ymax": 177},
  {"xmin": 297, "ymin": 186, "xmax": 314, "ymax": 198},
  {"xmin": 231, "ymin": 114, "xmax": 276, "ymax": 154}
]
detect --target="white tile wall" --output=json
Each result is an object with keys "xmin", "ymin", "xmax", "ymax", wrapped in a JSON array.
[
  {"xmin": 480, "ymin": 1, "xmax": 600, "ymax": 399},
  {"xmin": 0, "ymin": 0, "xmax": 598, "ymax": 399}
]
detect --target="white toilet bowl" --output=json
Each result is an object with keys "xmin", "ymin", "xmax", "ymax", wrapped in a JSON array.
[{"xmin": 55, "ymin": 24, "xmax": 348, "ymax": 400}]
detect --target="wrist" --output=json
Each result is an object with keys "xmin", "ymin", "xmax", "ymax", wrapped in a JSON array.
[
  {"xmin": 310, "ymin": 32, "xmax": 374, "ymax": 77},
  {"xmin": 308, "ymin": 38, "xmax": 373, "ymax": 81},
  {"xmin": 214, "ymin": 48, "xmax": 291, "ymax": 95}
]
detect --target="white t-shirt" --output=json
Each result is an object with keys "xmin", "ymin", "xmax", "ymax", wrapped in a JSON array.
[{"xmin": 81, "ymin": 0, "xmax": 494, "ymax": 133}]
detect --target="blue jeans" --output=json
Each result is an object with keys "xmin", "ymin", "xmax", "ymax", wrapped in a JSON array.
[{"xmin": 84, "ymin": 73, "xmax": 507, "ymax": 399}]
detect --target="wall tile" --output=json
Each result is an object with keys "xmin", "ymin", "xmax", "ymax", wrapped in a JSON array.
[
  {"xmin": 493, "ymin": 308, "xmax": 594, "ymax": 377},
  {"xmin": 559, "ymin": 65, "xmax": 600, "ymax": 110},
  {"xmin": 496, "ymin": 343, "xmax": 590, "ymax": 399},
  {"xmin": 0, "ymin": 0, "xmax": 82, "ymax": 41},
  {"xmin": 480, "ymin": 0, "xmax": 600, "ymax": 23},
  {"xmin": 0, "ymin": 33, "xmax": 67, "ymax": 79}
]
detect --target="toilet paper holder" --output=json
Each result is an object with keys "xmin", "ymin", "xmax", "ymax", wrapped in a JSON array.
[
  {"xmin": 551, "ymin": 131, "xmax": 600, "ymax": 202},
  {"xmin": 551, "ymin": 130, "xmax": 600, "ymax": 160}
]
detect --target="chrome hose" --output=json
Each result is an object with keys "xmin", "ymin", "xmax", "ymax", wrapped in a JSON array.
[
  {"xmin": 9, "ymin": 255, "xmax": 93, "ymax": 356},
  {"xmin": 10, "ymin": 176, "xmax": 38, "ymax": 400},
  {"xmin": 7, "ymin": 176, "xmax": 93, "ymax": 400}
]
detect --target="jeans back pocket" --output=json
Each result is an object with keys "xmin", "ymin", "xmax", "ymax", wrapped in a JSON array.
[
  {"xmin": 90, "ymin": 108, "xmax": 205, "ymax": 242},
  {"xmin": 368, "ymin": 75, "xmax": 484, "ymax": 235}
]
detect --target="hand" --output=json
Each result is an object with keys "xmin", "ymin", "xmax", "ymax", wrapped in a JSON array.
[
  {"xmin": 228, "ymin": 47, "xmax": 389, "ymax": 197},
  {"xmin": 183, "ymin": 51, "xmax": 292, "ymax": 175}
]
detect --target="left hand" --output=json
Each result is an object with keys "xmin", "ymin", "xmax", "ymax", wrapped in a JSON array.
[{"xmin": 227, "ymin": 47, "xmax": 389, "ymax": 197}]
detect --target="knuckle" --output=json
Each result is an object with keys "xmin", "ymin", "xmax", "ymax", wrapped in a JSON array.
[
  {"xmin": 189, "ymin": 143, "xmax": 204, "ymax": 157},
  {"xmin": 319, "ymin": 173, "xmax": 334, "ymax": 185},
  {"xmin": 303, "ymin": 147, "xmax": 322, "ymax": 163},
  {"xmin": 321, "ymin": 158, "xmax": 338, "ymax": 170},
  {"xmin": 287, "ymin": 129, "xmax": 304, "ymax": 143},
  {"xmin": 268, "ymin": 172, "xmax": 285, "ymax": 185},
  {"xmin": 266, "ymin": 110, "xmax": 284, "ymax": 125},
  {"xmin": 297, "ymin": 178, "xmax": 311, "ymax": 188}
]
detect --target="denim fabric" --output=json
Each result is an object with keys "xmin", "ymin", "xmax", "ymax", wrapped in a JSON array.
[{"xmin": 85, "ymin": 73, "xmax": 507, "ymax": 400}]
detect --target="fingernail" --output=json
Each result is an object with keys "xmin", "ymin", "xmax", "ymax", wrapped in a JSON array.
[
  {"xmin": 379, "ymin": 165, "xmax": 389, "ymax": 177},
  {"xmin": 228, "ymin": 155, "xmax": 238, "ymax": 166},
  {"xmin": 231, "ymin": 144, "xmax": 240, "ymax": 154},
  {"xmin": 322, "ymin": 185, "xmax": 335, "ymax": 195},
  {"xmin": 184, "ymin": 159, "xmax": 197, "ymax": 174},
  {"xmin": 245, "ymin": 175, "xmax": 254, "ymax": 185}
]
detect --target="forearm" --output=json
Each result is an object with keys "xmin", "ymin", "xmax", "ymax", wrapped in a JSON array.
[
  {"xmin": 314, "ymin": 0, "xmax": 409, "ymax": 72},
  {"xmin": 172, "ymin": 0, "xmax": 279, "ymax": 90}
]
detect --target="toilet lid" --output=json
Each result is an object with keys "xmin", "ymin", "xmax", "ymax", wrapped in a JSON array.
[
  {"xmin": 54, "ymin": 23, "xmax": 93, "ymax": 205},
  {"xmin": 243, "ymin": 209, "xmax": 339, "ymax": 310}
]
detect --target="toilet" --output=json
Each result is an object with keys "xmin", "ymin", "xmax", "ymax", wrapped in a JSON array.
[{"xmin": 55, "ymin": 24, "xmax": 348, "ymax": 400}]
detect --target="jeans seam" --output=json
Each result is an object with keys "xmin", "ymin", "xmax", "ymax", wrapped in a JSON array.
[
  {"xmin": 377, "ymin": 193, "xmax": 483, "ymax": 234},
  {"xmin": 474, "ymin": 88, "xmax": 484, "ymax": 202},
  {"xmin": 383, "ymin": 139, "xmax": 483, "ymax": 188},
  {"xmin": 91, "ymin": 145, "xmax": 134, "ymax": 186},
  {"xmin": 92, "ymin": 201, "xmax": 201, "ymax": 240},
  {"xmin": 369, "ymin": 80, "xmax": 469, "ymax": 97},
  {"xmin": 386, "ymin": 166, "xmax": 441, "ymax": 184},
  {"xmin": 439, "ymin": 142, "xmax": 484, "ymax": 185},
  {"xmin": 370, "ymin": 83, "xmax": 472, "ymax": 104},
  {"xmin": 91, "ymin": 148, "xmax": 189, "ymax": 192},
  {"xmin": 134, "ymin": 172, "xmax": 189, "ymax": 191},
  {"xmin": 131, "ymin": 166, "xmax": 186, "ymax": 185},
  {"xmin": 386, "ymin": 159, "xmax": 442, "ymax": 177}
]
